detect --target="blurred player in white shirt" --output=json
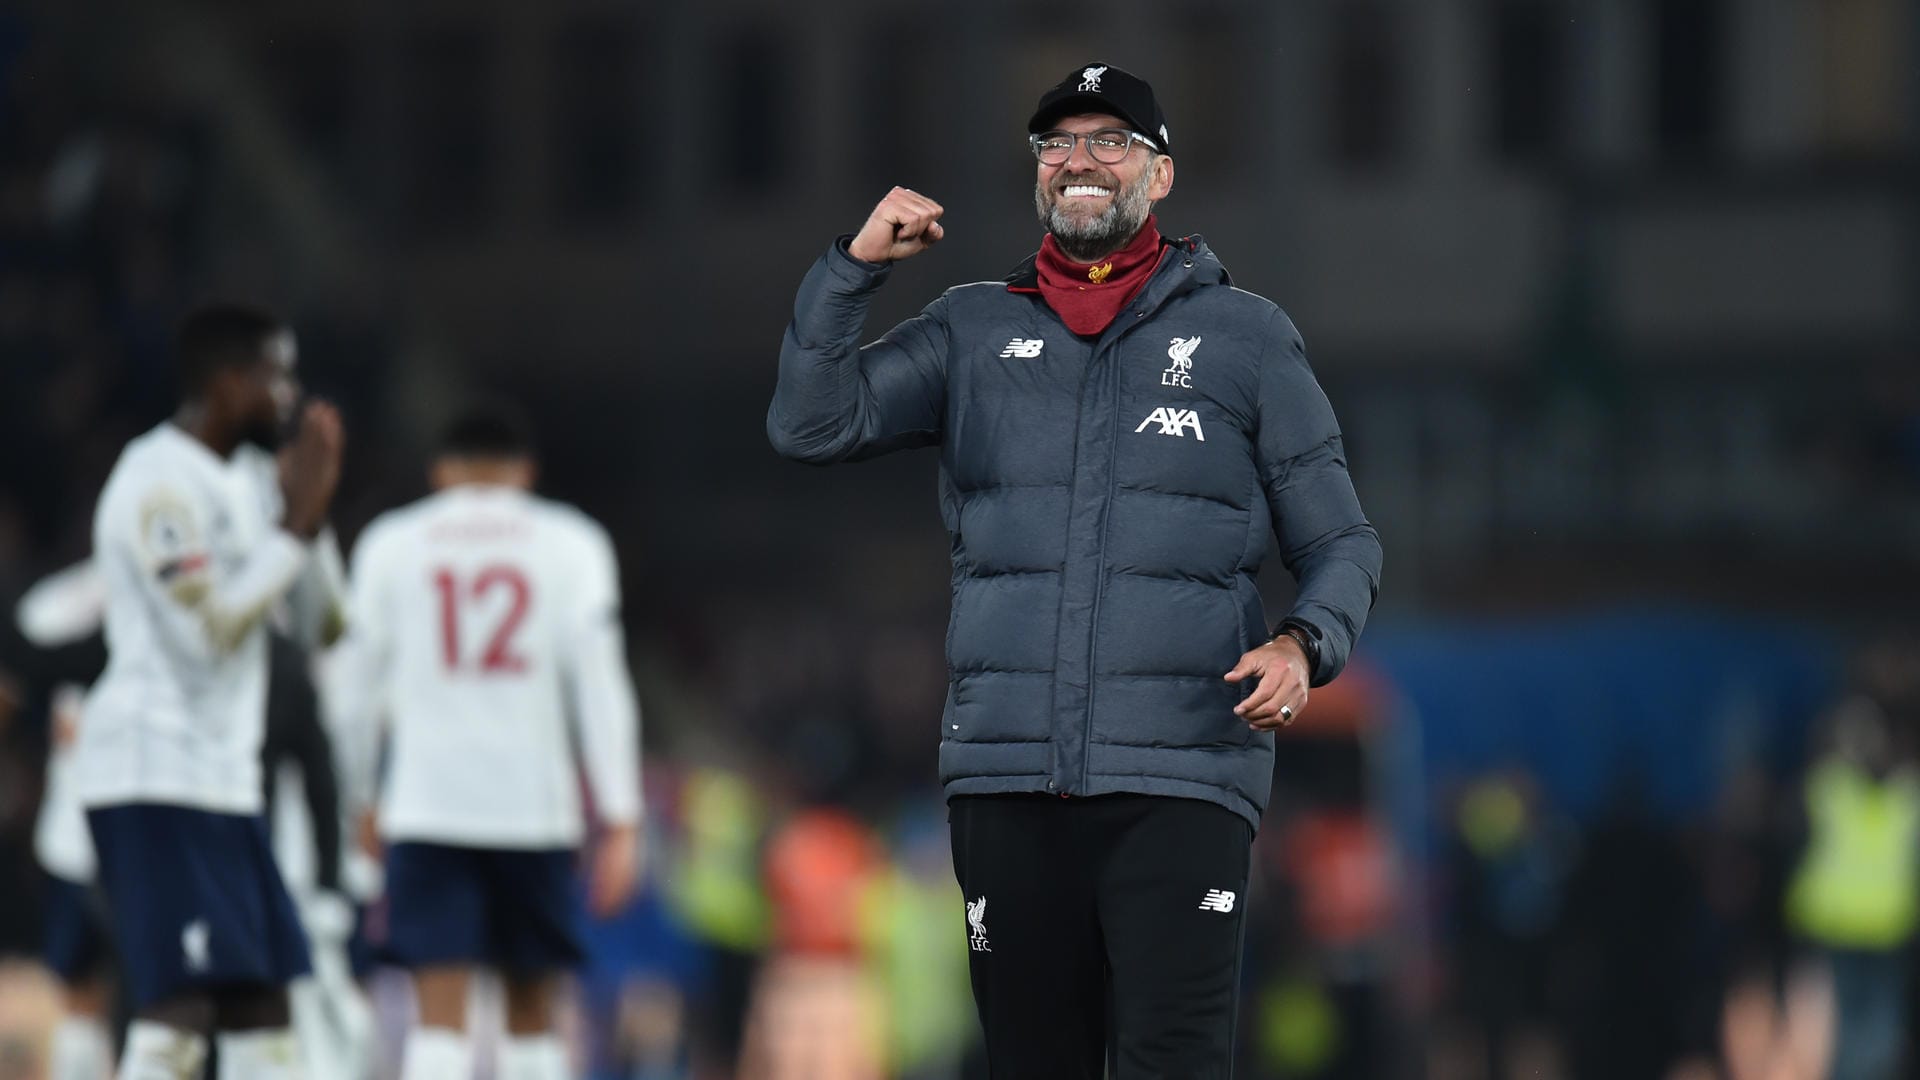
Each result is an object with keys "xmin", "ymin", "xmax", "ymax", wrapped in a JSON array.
[
  {"xmin": 15, "ymin": 562, "xmax": 111, "ymax": 1080},
  {"xmin": 74, "ymin": 303, "xmax": 344, "ymax": 1080},
  {"xmin": 24, "ymin": 559, "xmax": 367, "ymax": 1080},
  {"xmin": 329, "ymin": 405, "xmax": 644, "ymax": 1080}
]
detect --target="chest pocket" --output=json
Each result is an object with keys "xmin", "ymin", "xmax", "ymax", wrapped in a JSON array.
[
  {"xmin": 1112, "ymin": 331, "xmax": 1254, "ymax": 510},
  {"xmin": 948, "ymin": 333, "xmax": 1087, "ymax": 491}
]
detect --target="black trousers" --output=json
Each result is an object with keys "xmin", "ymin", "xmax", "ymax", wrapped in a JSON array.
[{"xmin": 949, "ymin": 793, "xmax": 1253, "ymax": 1079}]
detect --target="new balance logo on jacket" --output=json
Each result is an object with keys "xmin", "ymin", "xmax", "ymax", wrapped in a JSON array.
[{"xmin": 1000, "ymin": 339, "xmax": 1045, "ymax": 358}]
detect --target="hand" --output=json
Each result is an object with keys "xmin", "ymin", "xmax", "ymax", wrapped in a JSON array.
[
  {"xmin": 355, "ymin": 809, "xmax": 382, "ymax": 864},
  {"xmin": 587, "ymin": 824, "xmax": 644, "ymax": 918},
  {"xmin": 51, "ymin": 685, "xmax": 85, "ymax": 747},
  {"xmin": 847, "ymin": 187, "xmax": 946, "ymax": 264},
  {"xmin": 1224, "ymin": 637, "xmax": 1310, "ymax": 731},
  {"xmin": 279, "ymin": 400, "xmax": 344, "ymax": 539},
  {"xmin": 301, "ymin": 889, "xmax": 357, "ymax": 947}
]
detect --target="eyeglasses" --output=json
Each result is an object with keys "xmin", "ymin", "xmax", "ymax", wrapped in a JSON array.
[{"xmin": 1029, "ymin": 128, "xmax": 1160, "ymax": 165}]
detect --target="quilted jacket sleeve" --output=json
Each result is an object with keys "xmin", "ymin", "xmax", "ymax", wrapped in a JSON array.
[
  {"xmin": 768, "ymin": 238, "xmax": 950, "ymax": 464},
  {"xmin": 1254, "ymin": 308, "xmax": 1383, "ymax": 685}
]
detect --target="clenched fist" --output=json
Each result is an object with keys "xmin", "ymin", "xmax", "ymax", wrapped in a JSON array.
[
  {"xmin": 848, "ymin": 187, "xmax": 946, "ymax": 265},
  {"xmin": 279, "ymin": 399, "xmax": 344, "ymax": 540}
]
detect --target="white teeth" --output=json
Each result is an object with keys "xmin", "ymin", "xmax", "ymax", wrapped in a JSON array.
[{"xmin": 1062, "ymin": 185, "xmax": 1111, "ymax": 197}]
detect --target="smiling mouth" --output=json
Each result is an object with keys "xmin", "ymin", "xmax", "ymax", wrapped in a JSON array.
[{"xmin": 1059, "ymin": 184, "xmax": 1113, "ymax": 200}]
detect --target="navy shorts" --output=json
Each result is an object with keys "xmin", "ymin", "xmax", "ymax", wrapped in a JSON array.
[
  {"xmin": 87, "ymin": 804, "xmax": 311, "ymax": 1010},
  {"xmin": 383, "ymin": 842, "xmax": 584, "ymax": 974},
  {"xmin": 347, "ymin": 901, "xmax": 381, "ymax": 978},
  {"xmin": 41, "ymin": 873, "xmax": 111, "ymax": 982}
]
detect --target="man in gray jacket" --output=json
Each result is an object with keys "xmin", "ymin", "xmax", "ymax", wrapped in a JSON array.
[{"xmin": 769, "ymin": 61, "xmax": 1381, "ymax": 1077}]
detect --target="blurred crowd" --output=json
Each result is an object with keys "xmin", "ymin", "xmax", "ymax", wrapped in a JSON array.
[
  {"xmin": 1424, "ymin": 640, "xmax": 1920, "ymax": 1080},
  {"xmin": 5, "ymin": 11, "xmax": 1920, "ymax": 1080}
]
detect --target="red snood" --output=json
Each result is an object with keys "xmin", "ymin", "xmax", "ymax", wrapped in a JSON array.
[{"xmin": 1034, "ymin": 214, "xmax": 1167, "ymax": 336}]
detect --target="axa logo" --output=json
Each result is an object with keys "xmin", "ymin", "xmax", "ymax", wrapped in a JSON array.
[
  {"xmin": 1136, "ymin": 407, "xmax": 1205, "ymax": 441},
  {"xmin": 1198, "ymin": 889, "xmax": 1237, "ymax": 913},
  {"xmin": 1000, "ymin": 338, "xmax": 1045, "ymax": 359},
  {"xmin": 1079, "ymin": 65, "xmax": 1108, "ymax": 92},
  {"xmin": 1163, "ymin": 335, "xmax": 1200, "ymax": 387},
  {"xmin": 967, "ymin": 895, "xmax": 992, "ymax": 952}
]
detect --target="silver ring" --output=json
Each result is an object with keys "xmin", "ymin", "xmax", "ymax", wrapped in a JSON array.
[{"xmin": 1280, "ymin": 705, "xmax": 1295, "ymax": 723}]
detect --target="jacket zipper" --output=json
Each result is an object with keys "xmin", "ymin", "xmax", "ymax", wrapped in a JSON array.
[
  {"xmin": 1076, "ymin": 247, "xmax": 1182, "ymax": 794},
  {"xmin": 1080, "ymin": 331, "xmax": 1122, "ymax": 794}
]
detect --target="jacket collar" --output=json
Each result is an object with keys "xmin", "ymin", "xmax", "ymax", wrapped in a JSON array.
[{"xmin": 1005, "ymin": 232, "xmax": 1228, "ymax": 318}]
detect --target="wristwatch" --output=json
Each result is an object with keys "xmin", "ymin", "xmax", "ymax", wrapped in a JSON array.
[{"xmin": 1271, "ymin": 619, "xmax": 1321, "ymax": 681}]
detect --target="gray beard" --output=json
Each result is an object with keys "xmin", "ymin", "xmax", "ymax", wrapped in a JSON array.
[{"xmin": 1034, "ymin": 168, "xmax": 1155, "ymax": 263}]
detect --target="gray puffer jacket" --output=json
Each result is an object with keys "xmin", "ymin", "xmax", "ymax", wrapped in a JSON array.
[{"xmin": 769, "ymin": 234, "xmax": 1381, "ymax": 828}]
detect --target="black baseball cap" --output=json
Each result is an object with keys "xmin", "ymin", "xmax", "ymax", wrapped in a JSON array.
[{"xmin": 1027, "ymin": 61, "xmax": 1171, "ymax": 154}]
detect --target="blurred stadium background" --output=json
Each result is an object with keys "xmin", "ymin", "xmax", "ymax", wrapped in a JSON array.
[{"xmin": 1, "ymin": 0, "xmax": 1918, "ymax": 1077}]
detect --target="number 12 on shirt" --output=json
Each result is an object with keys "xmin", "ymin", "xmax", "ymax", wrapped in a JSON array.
[{"xmin": 432, "ymin": 565, "xmax": 531, "ymax": 674}]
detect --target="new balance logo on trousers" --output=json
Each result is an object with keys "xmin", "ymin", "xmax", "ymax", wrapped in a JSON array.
[{"xmin": 1198, "ymin": 889, "xmax": 1237, "ymax": 913}]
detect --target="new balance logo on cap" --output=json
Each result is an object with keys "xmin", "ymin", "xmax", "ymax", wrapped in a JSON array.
[
  {"xmin": 1136, "ymin": 407, "xmax": 1205, "ymax": 441},
  {"xmin": 1000, "ymin": 338, "xmax": 1045, "ymax": 358},
  {"xmin": 1198, "ymin": 889, "xmax": 1237, "ymax": 913}
]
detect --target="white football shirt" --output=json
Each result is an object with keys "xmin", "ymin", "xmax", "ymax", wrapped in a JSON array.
[
  {"xmin": 16, "ymin": 559, "xmax": 107, "ymax": 881},
  {"xmin": 329, "ymin": 485, "xmax": 642, "ymax": 848},
  {"xmin": 74, "ymin": 423, "xmax": 312, "ymax": 814},
  {"xmin": 34, "ymin": 685, "xmax": 95, "ymax": 882}
]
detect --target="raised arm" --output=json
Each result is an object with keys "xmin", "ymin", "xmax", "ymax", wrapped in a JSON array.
[
  {"xmin": 104, "ymin": 402, "xmax": 344, "ymax": 657},
  {"xmin": 101, "ymin": 477, "xmax": 309, "ymax": 660},
  {"xmin": 285, "ymin": 527, "xmax": 348, "ymax": 650},
  {"xmin": 767, "ymin": 187, "xmax": 952, "ymax": 464}
]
